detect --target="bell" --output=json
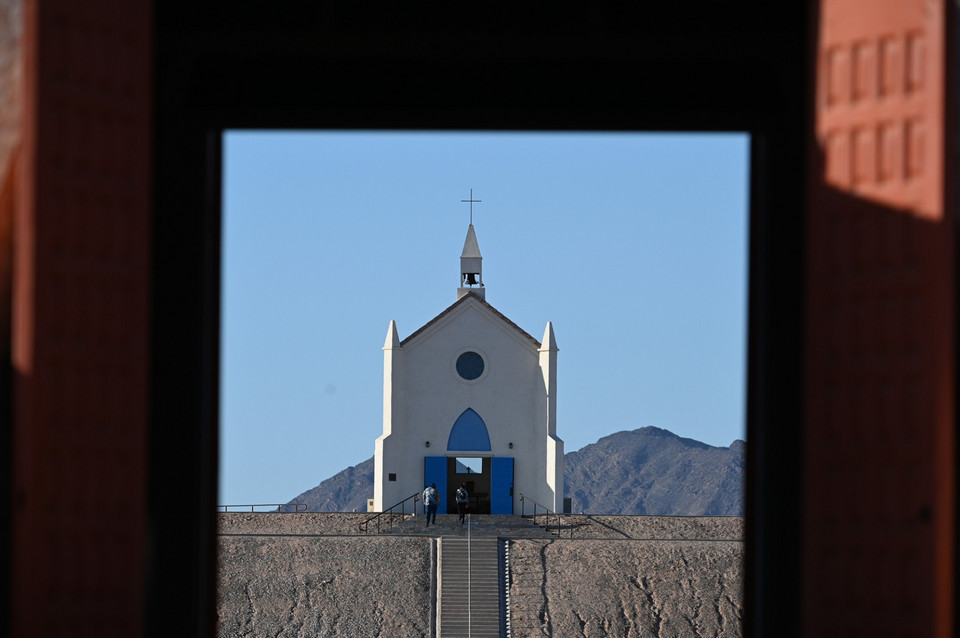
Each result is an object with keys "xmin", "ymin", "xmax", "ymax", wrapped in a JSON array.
[{"xmin": 465, "ymin": 273, "xmax": 478, "ymax": 285}]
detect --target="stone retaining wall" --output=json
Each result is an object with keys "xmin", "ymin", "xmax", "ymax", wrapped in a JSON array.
[
  {"xmin": 217, "ymin": 513, "xmax": 744, "ymax": 637},
  {"xmin": 508, "ymin": 538, "xmax": 743, "ymax": 637},
  {"xmin": 218, "ymin": 535, "xmax": 433, "ymax": 638}
]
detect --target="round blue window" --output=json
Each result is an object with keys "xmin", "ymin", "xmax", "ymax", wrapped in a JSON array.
[{"xmin": 456, "ymin": 351, "xmax": 485, "ymax": 380}]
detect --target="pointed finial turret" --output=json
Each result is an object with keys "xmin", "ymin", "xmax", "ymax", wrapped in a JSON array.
[
  {"xmin": 540, "ymin": 322, "xmax": 558, "ymax": 352},
  {"xmin": 384, "ymin": 320, "xmax": 401, "ymax": 349}
]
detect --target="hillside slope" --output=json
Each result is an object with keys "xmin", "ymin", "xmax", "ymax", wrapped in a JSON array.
[
  {"xmin": 289, "ymin": 427, "xmax": 745, "ymax": 515},
  {"xmin": 565, "ymin": 426, "xmax": 744, "ymax": 515},
  {"xmin": 289, "ymin": 457, "xmax": 374, "ymax": 513}
]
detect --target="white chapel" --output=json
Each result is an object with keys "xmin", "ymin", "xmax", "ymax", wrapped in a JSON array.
[{"xmin": 373, "ymin": 219, "xmax": 564, "ymax": 515}]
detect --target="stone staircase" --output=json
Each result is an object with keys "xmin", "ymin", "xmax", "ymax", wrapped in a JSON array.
[
  {"xmin": 379, "ymin": 515, "xmax": 555, "ymax": 636},
  {"xmin": 386, "ymin": 513, "xmax": 557, "ymax": 538},
  {"xmin": 439, "ymin": 536, "xmax": 502, "ymax": 637}
]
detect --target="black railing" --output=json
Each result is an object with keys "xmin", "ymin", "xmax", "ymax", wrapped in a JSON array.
[
  {"xmin": 218, "ymin": 503, "xmax": 307, "ymax": 512},
  {"xmin": 519, "ymin": 493, "xmax": 571, "ymax": 537},
  {"xmin": 359, "ymin": 492, "xmax": 420, "ymax": 534}
]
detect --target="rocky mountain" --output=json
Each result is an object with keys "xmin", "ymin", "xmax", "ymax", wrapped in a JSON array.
[
  {"xmin": 565, "ymin": 426, "xmax": 744, "ymax": 515},
  {"xmin": 289, "ymin": 427, "xmax": 745, "ymax": 515},
  {"xmin": 289, "ymin": 457, "xmax": 375, "ymax": 513}
]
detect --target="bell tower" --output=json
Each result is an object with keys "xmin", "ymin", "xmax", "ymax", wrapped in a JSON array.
[
  {"xmin": 458, "ymin": 224, "xmax": 484, "ymax": 300},
  {"xmin": 457, "ymin": 189, "xmax": 484, "ymax": 300}
]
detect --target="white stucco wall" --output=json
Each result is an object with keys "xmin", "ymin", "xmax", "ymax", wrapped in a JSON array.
[{"xmin": 374, "ymin": 295, "xmax": 563, "ymax": 512}]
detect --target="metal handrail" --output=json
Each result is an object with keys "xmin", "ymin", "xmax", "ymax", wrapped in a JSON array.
[
  {"xmin": 518, "ymin": 493, "xmax": 570, "ymax": 537},
  {"xmin": 218, "ymin": 503, "xmax": 307, "ymax": 513},
  {"xmin": 359, "ymin": 492, "xmax": 421, "ymax": 534}
]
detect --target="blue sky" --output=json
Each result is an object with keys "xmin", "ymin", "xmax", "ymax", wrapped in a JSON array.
[{"xmin": 219, "ymin": 131, "xmax": 749, "ymax": 506}]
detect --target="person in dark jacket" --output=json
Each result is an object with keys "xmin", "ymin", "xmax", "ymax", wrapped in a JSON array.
[
  {"xmin": 422, "ymin": 483, "xmax": 439, "ymax": 526},
  {"xmin": 455, "ymin": 483, "xmax": 469, "ymax": 524}
]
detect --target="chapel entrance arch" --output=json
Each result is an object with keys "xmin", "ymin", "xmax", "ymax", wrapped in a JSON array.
[{"xmin": 422, "ymin": 408, "xmax": 515, "ymax": 515}]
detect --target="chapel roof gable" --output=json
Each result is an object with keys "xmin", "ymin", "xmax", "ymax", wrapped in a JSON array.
[{"xmin": 400, "ymin": 292, "xmax": 541, "ymax": 348}]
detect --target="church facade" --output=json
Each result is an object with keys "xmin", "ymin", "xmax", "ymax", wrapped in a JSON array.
[{"xmin": 373, "ymin": 224, "xmax": 564, "ymax": 515}]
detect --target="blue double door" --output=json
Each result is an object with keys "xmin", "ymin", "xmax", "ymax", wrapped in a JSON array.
[{"xmin": 424, "ymin": 456, "xmax": 514, "ymax": 515}]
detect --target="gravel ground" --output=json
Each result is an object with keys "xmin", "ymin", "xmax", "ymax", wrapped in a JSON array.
[
  {"xmin": 218, "ymin": 535, "xmax": 433, "ymax": 638},
  {"xmin": 218, "ymin": 512, "xmax": 374, "ymax": 536},
  {"xmin": 558, "ymin": 515, "xmax": 743, "ymax": 540},
  {"xmin": 507, "ymin": 538, "xmax": 743, "ymax": 638}
]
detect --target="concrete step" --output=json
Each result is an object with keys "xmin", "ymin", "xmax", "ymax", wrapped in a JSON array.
[
  {"xmin": 439, "ymin": 537, "xmax": 503, "ymax": 638},
  {"xmin": 387, "ymin": 514, "xmax": 557, "ymax": 538}
]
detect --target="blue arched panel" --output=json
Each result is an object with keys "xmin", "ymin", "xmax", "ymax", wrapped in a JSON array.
[{"xmin": 447, "ymin": 408, "xmax": 492, "ymax": 451}]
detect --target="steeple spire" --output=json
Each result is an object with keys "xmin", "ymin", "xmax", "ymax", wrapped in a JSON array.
[
  {"xmin": 458, "ymin": 224, "xmax": 484, "ymax": 300},
  {"xmin": 457, "ymin": 190, "xmax": 485, "ymax": 300}
]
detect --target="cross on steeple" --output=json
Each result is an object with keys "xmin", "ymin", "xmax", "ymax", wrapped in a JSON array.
[{"xmin": 461, "ymin": 189, "xmax": 482, "ymax": 225}]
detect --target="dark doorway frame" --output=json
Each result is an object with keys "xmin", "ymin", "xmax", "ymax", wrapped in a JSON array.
[
  {"xmin": 449, "ymin": 457, "xmax": 492, "ymax": 514},
  {"xmin": 151, "ymin": 3, "xmax": 809, "ymax": 636}
]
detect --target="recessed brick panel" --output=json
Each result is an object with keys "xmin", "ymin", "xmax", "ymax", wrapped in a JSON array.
[
  {"xmin": 879, "ymin": 36, "xmax": 903, "ymax": 97},
  {"xmin": 852, "ymin": 40, "xmax": 876, "ymax": 101}
]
